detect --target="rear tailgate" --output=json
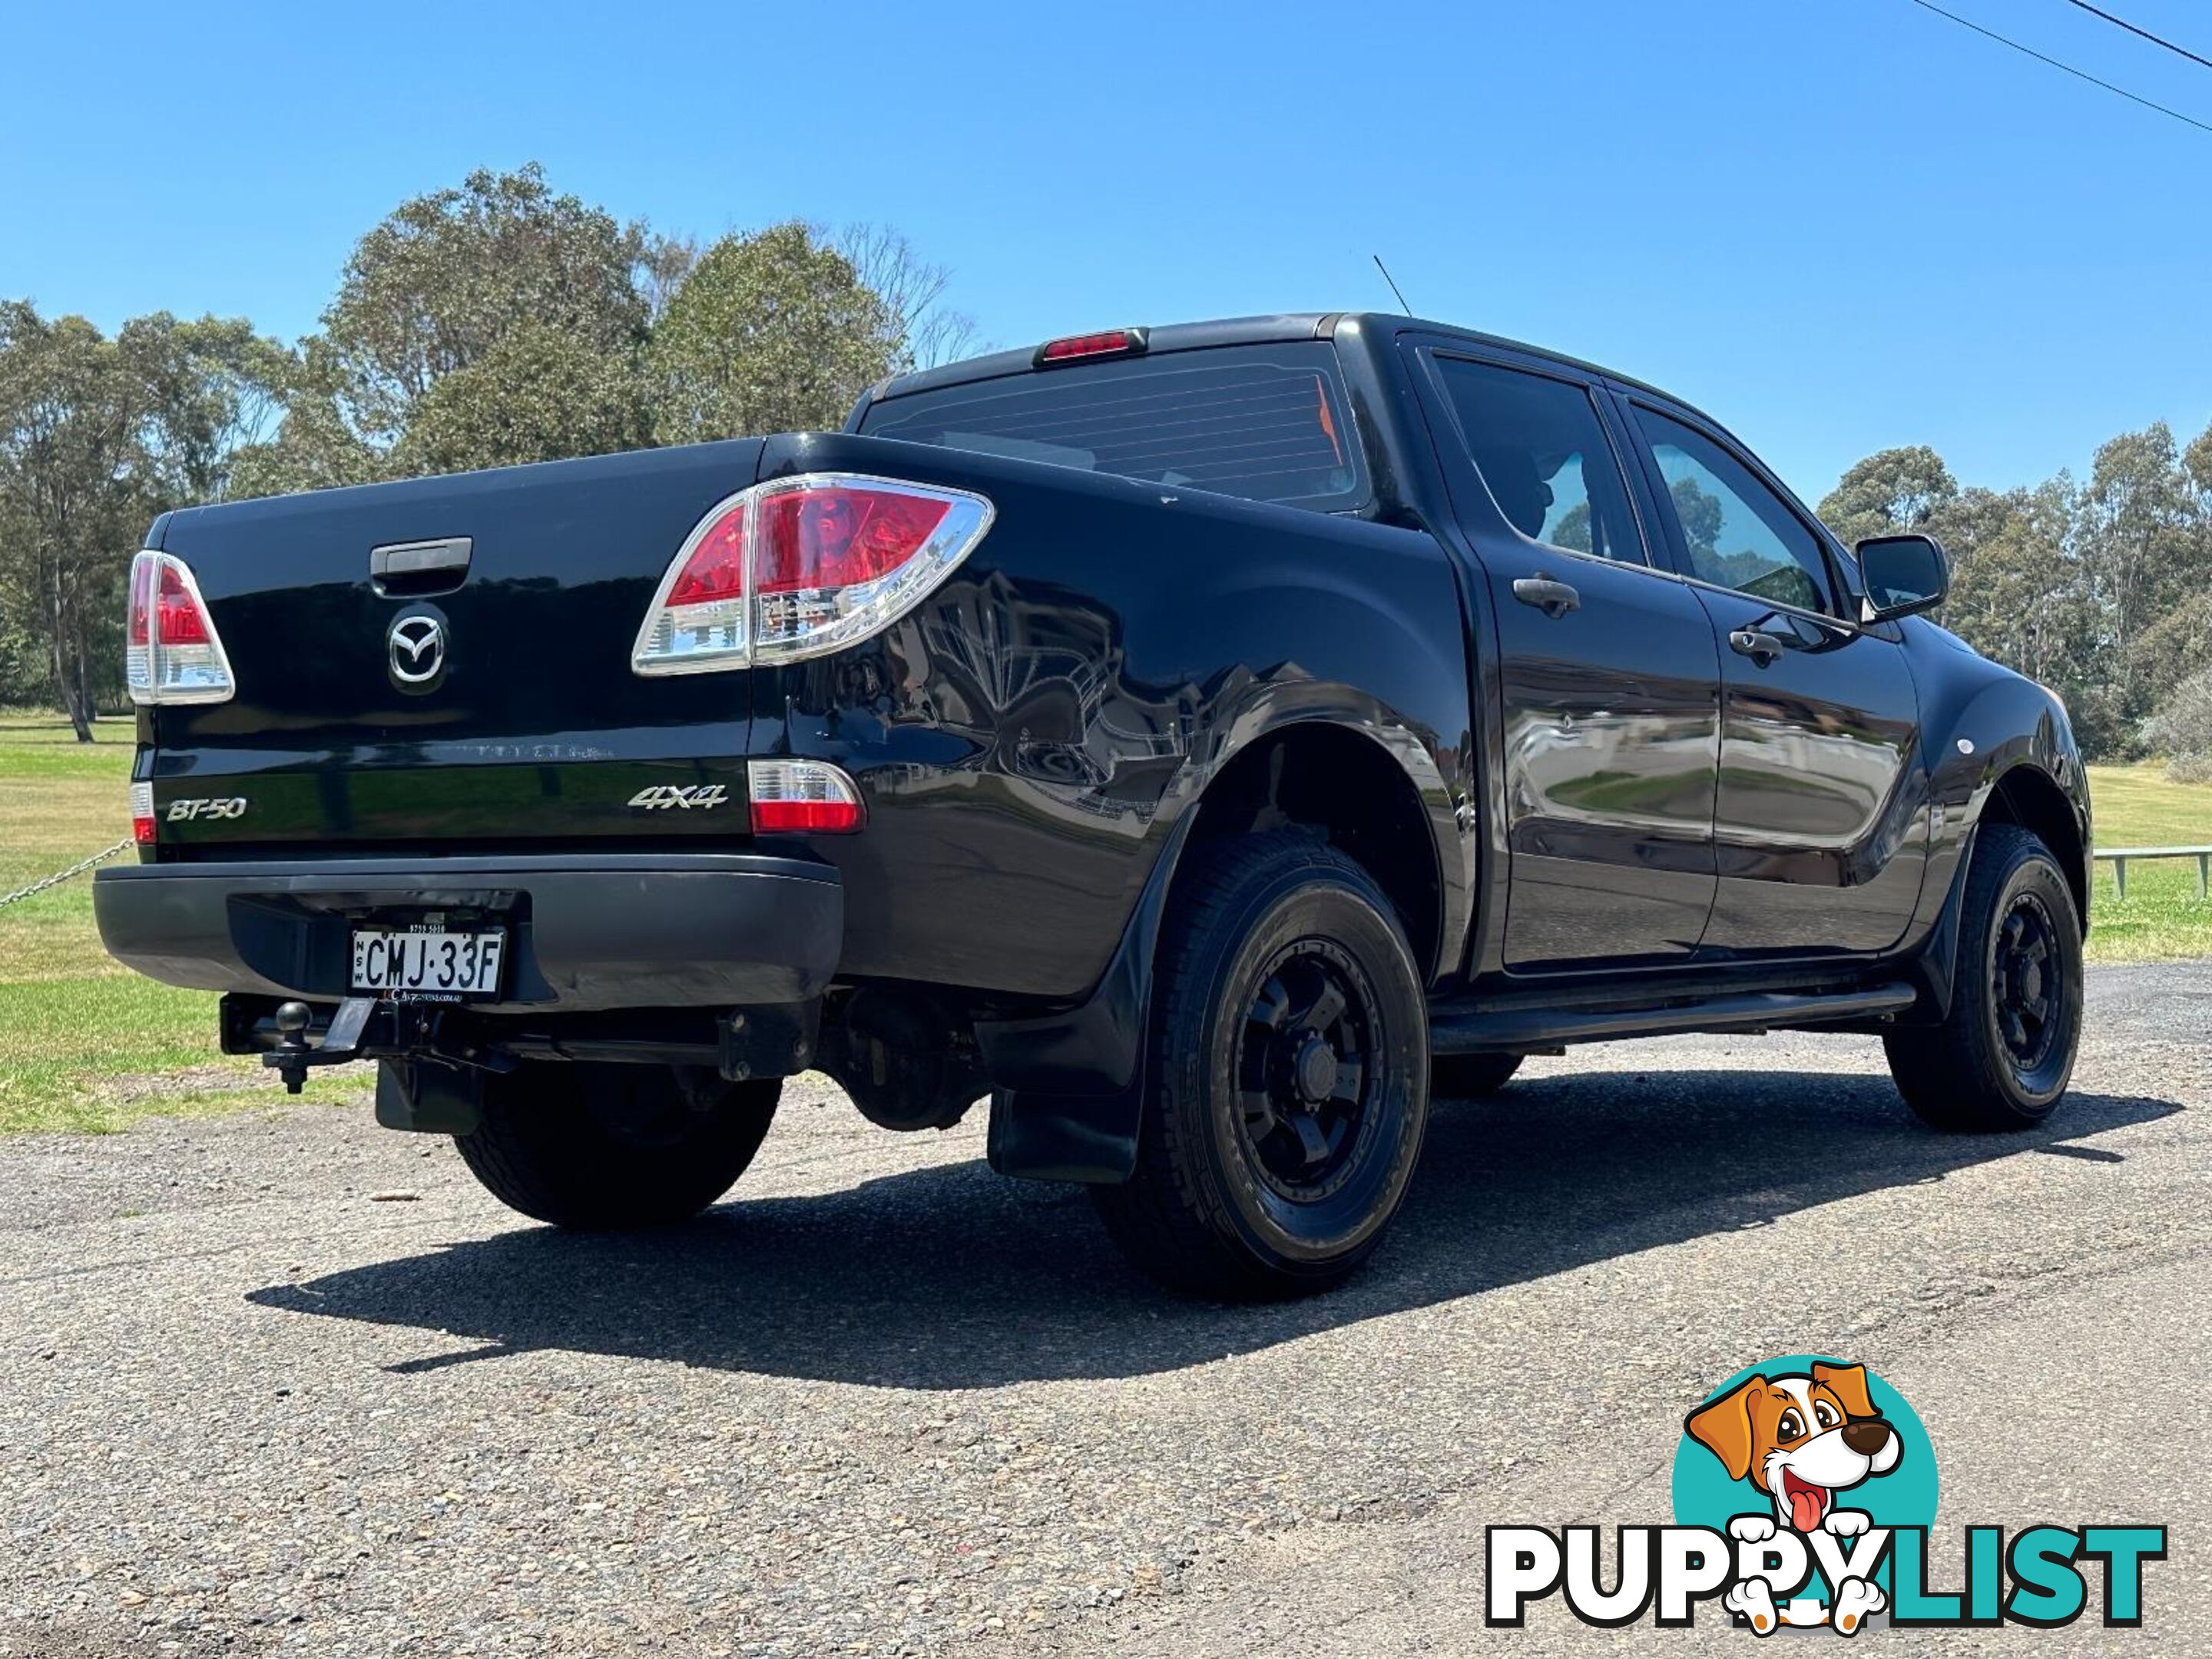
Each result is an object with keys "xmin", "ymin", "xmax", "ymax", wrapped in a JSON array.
[{"xmin": 148, "ymin": 439, "xmax": 765, "ymax": 856}]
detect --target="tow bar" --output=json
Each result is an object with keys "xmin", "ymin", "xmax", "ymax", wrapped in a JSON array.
[{"xmin": 263, "ymin": 997, "xmax": 376, "ymax": 1094}]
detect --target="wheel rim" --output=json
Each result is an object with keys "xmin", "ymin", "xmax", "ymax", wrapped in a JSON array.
[
  {"xmin": 1235, "ymin": 939, "xmax": 1379, "ymax": 1202},
  {"xmin": 1991, "ymin": 890, "xmax": 2064, "ymax": 1076}
]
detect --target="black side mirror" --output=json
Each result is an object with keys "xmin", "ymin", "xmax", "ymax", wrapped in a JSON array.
[{"xmin": 1855, "ymin": 533, "xmax": 1949, "ymax": 623}]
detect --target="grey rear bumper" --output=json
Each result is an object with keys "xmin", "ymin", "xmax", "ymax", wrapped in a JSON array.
[{"xmin": 93, "ymin": 853, "xmax": 842, "ymax": 1012}]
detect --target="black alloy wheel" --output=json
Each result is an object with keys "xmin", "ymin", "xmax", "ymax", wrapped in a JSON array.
[
  {"xmin": 1886, "ymin": 823, "xmax": 2083, "ymax": 1131},
  {"xmin": 1991, "ymin": 889, "xmax": 2066, "ymax": 1084},
  {"xmin": 1091, "ymin": 832, "xmax": 1430, "ymax": 1298},
  {"xmin": 1237, "ymin": 941, "xmax": 1379, "ymax": 1203}
]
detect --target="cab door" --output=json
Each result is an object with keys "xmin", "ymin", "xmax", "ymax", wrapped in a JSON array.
[
  {"xmin": 1615, "ymin": 396, "xmax": 1929, "ymax": 957},
  {"xmin": 1418, "ymin": 348, "xmax": 1721, "ymax": 970}
]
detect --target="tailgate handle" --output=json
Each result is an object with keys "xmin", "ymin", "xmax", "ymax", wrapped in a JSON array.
[{"xmin": 371, "ymin": 538, "xmax": 472, "ymax": 596}]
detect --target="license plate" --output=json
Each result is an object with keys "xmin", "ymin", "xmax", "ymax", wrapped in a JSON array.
[{"xmin": 349, "ymin": 927, "xmax": 506, "ymax": 998}]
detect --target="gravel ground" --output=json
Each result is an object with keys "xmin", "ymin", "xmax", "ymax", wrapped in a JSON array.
[{"xmin": 1, "ymin": 962, "xmax": 2205, "ymax": 1657}]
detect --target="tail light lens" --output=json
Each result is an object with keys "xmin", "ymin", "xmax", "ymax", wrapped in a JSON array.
[
  {"xmin": 748, "ymin": 759, "xmax": 866, "ymax": 834},
  {"xmin": 634, "ymin": 474, "xmax": 993, "ymax": 675},
  {"xmin": 126, "ymin": 550, "xmax": 235, "ymax": 704},
  {"xmin": 131, "ymin": 781, "xmax": 156, "ymax": 846}
]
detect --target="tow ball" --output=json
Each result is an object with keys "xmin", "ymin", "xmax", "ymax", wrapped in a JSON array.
[{"xmin": 263, "ymin": 997, "xmax": 376, "ymax": 1094}]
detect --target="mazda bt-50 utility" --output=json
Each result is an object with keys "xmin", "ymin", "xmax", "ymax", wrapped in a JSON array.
[{"xmin": 96, "ymin": 314, "xmax": 2092, "ymax": 1296}]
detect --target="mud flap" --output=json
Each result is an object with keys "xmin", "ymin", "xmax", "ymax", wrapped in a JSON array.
[
  {"xmin": 974, "ymin": 813, "xmax": 1194, "ymax": 1184},
  {"xmin": 985, "ymin": 1069, "xmax": 1147, "ymax": 1184},
  {"xmin": 1904, "ymin": 822, "xmax": 1981, "ymax": 1024}
]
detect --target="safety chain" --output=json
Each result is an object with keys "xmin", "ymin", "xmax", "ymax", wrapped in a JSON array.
[{"xmin": 0, "ymin": 839, "xmax": 131, "ymax": 909}]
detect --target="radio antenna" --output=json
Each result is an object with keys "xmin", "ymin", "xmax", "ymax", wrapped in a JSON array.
[{"xmin": 1372, "ymin": 254, "xmax": 1412, "ymax": 316}]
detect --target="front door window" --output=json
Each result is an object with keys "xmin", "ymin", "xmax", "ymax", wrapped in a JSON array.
[{"xmin": 1632, "ymin": 408, "xmax": 1834, "ymax": 614}]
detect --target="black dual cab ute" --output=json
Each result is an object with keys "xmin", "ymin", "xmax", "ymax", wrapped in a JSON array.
[{"xmin": 97, "ymin": 313, "xmax": 2092, "ymax": 1297}]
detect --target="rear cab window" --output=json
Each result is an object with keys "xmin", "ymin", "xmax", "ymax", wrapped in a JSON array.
[
  {"xmin": 857, "ymin": 343, "xmax": 1369, "ymax": 512},
  {"xmin": 1430, "ymin": 356, "xmax": 1647, "ymax": 565}
]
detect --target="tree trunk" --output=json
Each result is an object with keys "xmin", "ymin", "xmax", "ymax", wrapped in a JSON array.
[
  {"xmin": 74, "ymin": 644, "xmax": 96, "ymax": 740},
  {"xmin": 60, "ymin": 670, "xmax": 94, "ymax": 743},
  {"xmin": 49, "ymin": 588, "xmax": 93, "ymax": 742}
]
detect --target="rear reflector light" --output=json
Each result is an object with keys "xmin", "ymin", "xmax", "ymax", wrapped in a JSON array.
[
  {"xmin": 748, "ymin": 759, "xmax": 865, "ymax": 834},
  {"xmin": 1035, "ymin": 328, "xmax": 1145, "ymax": 366},
  {"xmin": 634, "ymin": 474, "xmax": 992, "ymax": 675},
  {"xmin": 126, "ymin": 550, "xmax": 234, "ymax": 704},
  {"xmin": 131, "ymin": 781, "xmax": 155, "ymax": 846}
]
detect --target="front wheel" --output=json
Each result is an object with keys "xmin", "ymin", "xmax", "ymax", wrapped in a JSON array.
[
  {"xmin": 1885, "ymin": 824, "xmax": 2083, "ymax": 1131},
  {"xmin": 454, "ymin": 1062, "xmax": 780, "ymax": 1228},
  {"xmin": 1091, "ymin": 833, "xmax": 1430, "ymax": 1299}
]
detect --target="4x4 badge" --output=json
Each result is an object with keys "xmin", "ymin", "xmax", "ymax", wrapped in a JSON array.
[{"xmin": 628, "ymin": 784, "xmax": 729, "ymax": 811}]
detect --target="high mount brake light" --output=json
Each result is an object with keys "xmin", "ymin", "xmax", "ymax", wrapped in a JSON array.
[
  {"xmin": 126, "ymin": 550, "xmax": 235, "ymax": 704},
  {"xmin": 633, "ymin": 474, "xmax": 994, "ymax": 676},
  {"xmin": 1035, "ymin": 328, "xmax": 1147, "ymax": 366}
]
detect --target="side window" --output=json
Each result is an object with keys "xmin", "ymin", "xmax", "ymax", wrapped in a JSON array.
[
  {"xmin": 1631, "ymin": 408, "xmax": 1833, "ymax": 613},
  {"xmin": 1432, "ymin": 358, "xmax": 1646, "ymax": 565}
]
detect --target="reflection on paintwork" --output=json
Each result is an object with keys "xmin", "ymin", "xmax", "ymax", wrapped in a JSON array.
[
  {"xmin": 1522, "ymin": 725, "xmax": 1721, "ymax": 833},
  {"xmin": 1485, "ymin": 578, "xmax": 1723, "ymax": 968},
  {"xmin": 760, "ymin": 431, "xmax": 1473, "ymax": 999},
  {"xmin": 1691, "ymin": 590, "xmax": 1926, "ymax": 956}
]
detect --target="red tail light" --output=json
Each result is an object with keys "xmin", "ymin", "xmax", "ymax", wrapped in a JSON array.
[
  {"xmin": 126, "ymin": 550, "xmax": 233, "ymax": 704},
  {"xmin": 754, "ymin": 488, "xmax": 952, "ymax": 594},
  {"xmin": 157, "ymin": 562, "xmax": 211, "ymax": 644},
  {"xmin": 667, "ymin": 511, "xmax": 746, "ymax": 608},
  {"xmin": 131, "ymin": 781, "xmax": 155, "ymax": 846},
  {"xmin": 634, "ymin": 474, "xmax": 993, "ymax": 675},
  {"xmin": 128, "ymin": 556, "xmax": 154, "ymax": 647}
]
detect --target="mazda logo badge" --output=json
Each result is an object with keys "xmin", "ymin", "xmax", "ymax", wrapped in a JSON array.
[{"xmin": 388, "ymin": 611, "xmax": 446, "ymax": 690}]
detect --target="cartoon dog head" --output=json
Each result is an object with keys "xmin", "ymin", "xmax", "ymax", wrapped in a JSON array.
[{"xmin": 1686, "ymin": 1362, "xmax": 1902, "ymax": 1532}]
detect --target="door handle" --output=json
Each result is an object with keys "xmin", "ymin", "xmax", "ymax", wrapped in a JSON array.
[
  {"xmin": 1730, "ymin": 628, "xmax": 1784, "ymax": 667},
  {"xmin": 1512, "ymin": 576, "xmax": 1581, "ymax": 619}
]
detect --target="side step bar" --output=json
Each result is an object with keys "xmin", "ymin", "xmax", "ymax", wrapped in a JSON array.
[{"xmin": 1429, "ymin": 982, "xmax": 1919, "ymax": 1055}]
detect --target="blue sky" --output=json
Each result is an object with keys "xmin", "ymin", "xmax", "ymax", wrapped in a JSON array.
[{"xmin": 4, "ymin": 0, "xmax": 2207, "ymax": 502}]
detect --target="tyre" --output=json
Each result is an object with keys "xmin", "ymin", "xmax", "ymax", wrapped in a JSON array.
[
  {"xmin": 1432, "ymin": 1052, "xmax": 1523, "ymax": 1099},
  {"xmin": 454, "ymin": 1061, "xmax": 780, "ymax": 1228},
  {"xmin": 1885, "ymin": 823, "xmax": 2083, "ymax": 1131},
  {"xmin": 1091, "ymin": 833, "xmax": 1430, "ymax": 1298}
]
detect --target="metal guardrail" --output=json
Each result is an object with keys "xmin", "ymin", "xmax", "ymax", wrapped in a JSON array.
[{"xmin": 2096, "ymin": 845, "xmax": 2212, "ymax": 901}]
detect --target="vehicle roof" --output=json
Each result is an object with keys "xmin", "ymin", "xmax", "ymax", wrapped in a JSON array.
[{"xmin": 861, "ymin": 311, "xmax": 1685, "ymax": 409}]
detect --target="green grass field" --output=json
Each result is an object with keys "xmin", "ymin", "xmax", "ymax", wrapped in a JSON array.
[
  {"xmin": 0, "ymin": 713, "xmax": 358, "ymax": 1134},
  {"xmin": 2079, "ymin": 761, "xmax": 2212, "ymax": 963},
  {"xmin": 2, "ymin": 711, "xmax": 2208, "ymax": 1135}
]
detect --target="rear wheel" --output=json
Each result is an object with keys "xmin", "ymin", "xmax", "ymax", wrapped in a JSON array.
[
  {"xmin": 1091, "ymin": 833, "xmax": 1430, "ymax": 1299},
  {"xmin": 1885, "ymin": 824, "xmax": 2083, "ymax": 1131},
  {"xmin": 1432, "ymin": 1052, "xmax": 1523, "ymax": 1099},
  {"xmin": 455, "ymin": 1062, "xmax": 780, "ymax": 1228}
]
